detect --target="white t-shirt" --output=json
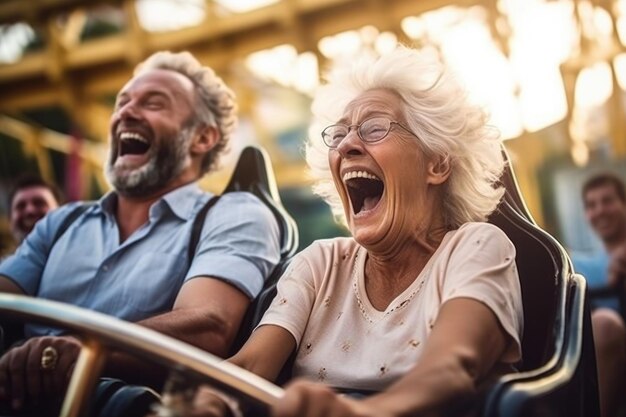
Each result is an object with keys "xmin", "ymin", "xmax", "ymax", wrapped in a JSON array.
[{"xmin": 259, "ymin": 222, "xmax": 523, "ymax": 391}]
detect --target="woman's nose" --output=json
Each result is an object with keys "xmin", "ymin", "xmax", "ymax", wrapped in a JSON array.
[{"xmin": 336, "ymin": 129, "xmax": 364, "ymax": 157}]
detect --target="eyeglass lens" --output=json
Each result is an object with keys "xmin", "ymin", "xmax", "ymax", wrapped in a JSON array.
[{"xmin": 322, "ymin": 118, "xmax": 392, "ymax": 147}]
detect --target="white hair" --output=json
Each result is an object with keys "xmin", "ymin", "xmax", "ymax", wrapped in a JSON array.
[
  {"xmin": 134, "ymin": 51, "xmax": 237, "ymax": 174},
  {"xmin": 306, "ymin": 46, "xmax": 505, "ymax": 228}
]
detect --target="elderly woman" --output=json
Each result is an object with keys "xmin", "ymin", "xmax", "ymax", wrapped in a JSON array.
[{"xmin": 190, "ymin": 46, "xmax": 523, "ymax": 417}]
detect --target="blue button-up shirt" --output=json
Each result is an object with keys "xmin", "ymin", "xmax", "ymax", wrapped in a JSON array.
[{"xmin": 0, "ymin": 182, "xmax": 281, "ymax": 337}]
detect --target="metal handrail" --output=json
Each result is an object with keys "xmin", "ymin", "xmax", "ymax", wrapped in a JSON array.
[{"xmin": 0, "ymin": 294, "xmax": 284, "ymax": 416}]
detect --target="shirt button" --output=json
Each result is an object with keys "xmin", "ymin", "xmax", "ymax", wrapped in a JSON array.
[{"xmin": 102, "ymin": 265, "xmax": 109, "ymax": 272}]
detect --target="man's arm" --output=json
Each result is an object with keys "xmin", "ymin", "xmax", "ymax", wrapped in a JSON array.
[
  {"xmin": 139, "ymin": 277, "xmax": 250, "ymax": 356},
  {"xmin": 103, "ymin": 277, "xmax": 250, "ymax": 385},
  {"xmin": 0, "ymin": 276, "xmax": 25, "ymax": 295}
]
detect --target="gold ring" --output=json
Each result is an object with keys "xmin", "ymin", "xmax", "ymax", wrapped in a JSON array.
[{"xmin": 40, "ymin": 346, "xmax": 58, "ymax": 371}]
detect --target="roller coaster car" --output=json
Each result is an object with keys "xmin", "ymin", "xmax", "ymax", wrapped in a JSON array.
[{"xmin": 0, "ymin": 147, "xmax": 600, "ymax": 417}]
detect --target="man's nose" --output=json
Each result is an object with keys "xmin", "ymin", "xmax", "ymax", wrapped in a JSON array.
[
  {"xmin": 23, "ymin": 202, "xmax": 40, "ymax": 215},
  {"xmin": 117, "ymin": 101, "xmax": 141, "ymax": 121}
]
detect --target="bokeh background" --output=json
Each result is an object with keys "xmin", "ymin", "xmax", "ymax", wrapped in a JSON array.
[{"xmin": 0, "ymin": 0, "xmax": 625, "ymax": 257}]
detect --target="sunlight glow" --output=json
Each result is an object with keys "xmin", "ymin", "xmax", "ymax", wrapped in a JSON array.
[
  {"xmin": 0, "ymin": 23, "xmax": 35, "ymax": 64},
  {"xmin": 214, "ymin": 0, "xmax": 279, "ymax": 14},
  {"xmin": 401, "ymin": 16, "xmax": 426, "ymax": 40},
  {"xmin": 617, "ymin": 16, "xmax": 626, "ymax": 46},
  {"xmin": 571, "ymin": 141, "xmax": 590, "ymax": 167},
  {"xmin": 500, "ymin": 1, "xmax": 576, "ymax": 131},
  {"xmin": 318, "ymin": 31, "xmax": 362, "ymax": 59},
  {"xmin": 569, "ymin": 62, "xmax": 613, "ymax": 145},
  {"xmin": 246, "ymin": 45, "xmax": 319, "ymax": 95},
  {"xmin": 613, "ymin": 53, "xmax": 626, "ymax": 90},
  {"xmin": 569, "ymin": 103, "xmax": 610, "ymax": 144},
  {"xmin": 402, "ymin": 7, "xmax": 523, "ymax": 139},
  {"xmin": 0, "ymin": 0, "xmax": 622, "ymax": 154},
  {"xmin": 575, "ymin": 62, "xmax": 614, "ymax": 108},
  {"xmin": 375, "ymin": 32, "xmax": 398, "ymax": 56},
  {"xmin": 136, "ymin": 0, "xmax": 205, "ymax": 32}
]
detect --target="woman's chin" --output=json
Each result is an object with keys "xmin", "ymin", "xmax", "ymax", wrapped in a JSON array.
[{"xmin": 350, "ymin": 222, "xmax": 387, "ymax": 249}]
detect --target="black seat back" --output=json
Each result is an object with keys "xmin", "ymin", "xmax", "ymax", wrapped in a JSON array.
[
  {"xmin": 224, "ymin": 145, "xmax": 299, "ymax": 354},
  {"xmin": 481, "ymin": 149, "xmax": 599, "ymax": 417},
  {"xmin": 487, "ymin": 158, "xmax": 562, "ymax": 371},
  {"xmin": 223, "ymin": 145, "xmax": 299, "ymax": 260}
]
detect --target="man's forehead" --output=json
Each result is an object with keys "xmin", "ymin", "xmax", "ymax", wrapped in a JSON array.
[
  {"xmin": 13, "ymin": 186, "xmax": 55, "ymax": 203},
  {"xmin": 119, "ymin": 68, "xmax": 195, "ymax": 97},
  {"xmin": 585, "ymin": 184, "xmax": 621, "ymax": 201}
]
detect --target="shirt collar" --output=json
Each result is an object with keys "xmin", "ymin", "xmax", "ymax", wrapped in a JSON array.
[
  {"xmin": 94, "ymin": 182, "xmax": 211, "ymax": 221},
  {"xmin": 160, "ymin": 182, "xmax": 210, "ymax": 220}
]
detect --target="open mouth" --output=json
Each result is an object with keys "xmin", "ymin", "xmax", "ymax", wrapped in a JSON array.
[
  {"xmin": 343, "ymin": 171, "xmax": 384, "ymax": 215},
  {"xmin": 118, "ymin": 131, "xmax": 151, "ymax": 157}
]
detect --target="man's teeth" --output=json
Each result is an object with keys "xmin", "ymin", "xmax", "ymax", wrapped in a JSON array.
[
  {"xmin": 342, "ymin": 171, "xmax": 380, "ymax": 182},
  {"xmin": 119, "ymin": 132, "xmax": 148, "ymax": 143}
]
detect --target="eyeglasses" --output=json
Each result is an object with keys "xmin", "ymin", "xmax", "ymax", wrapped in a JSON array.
[{"xmin": 321, "ymin": 117, "xmax": 418, "ymax": 148}]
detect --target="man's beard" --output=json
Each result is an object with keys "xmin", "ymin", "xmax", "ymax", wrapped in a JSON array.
[{"xmin": 105, "ymin": 127, "xmax": 194, "ymax": 198}]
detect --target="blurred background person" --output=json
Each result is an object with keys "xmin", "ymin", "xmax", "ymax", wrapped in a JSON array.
[
  {"xmin": 573, "ymin": 172, "xmax": 626, "ymax": 417},
  {"xmin": 573, "ymin": 173, "xmax": 626, "ymax": 309},
  {"xmin": 8, "ymin": 175, "xmax": 61, "ymax": 245}
]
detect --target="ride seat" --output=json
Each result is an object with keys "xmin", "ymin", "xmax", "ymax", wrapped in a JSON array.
[
  {"xmin": 223, "ymin": 145, "xmax": 299, "ymax": 354},
  {"xmin": 481, "ymin": 149, "xmax": 599, "ymax": 417}
]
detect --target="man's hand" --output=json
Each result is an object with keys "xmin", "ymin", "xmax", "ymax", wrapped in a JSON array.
[
  {"xmin": 608, "ymin": 244, "xmax": 626, "ymax": 289},
  {"xmin": 0, "ymin": 335, "xmax": 81, "ymax": 412}
]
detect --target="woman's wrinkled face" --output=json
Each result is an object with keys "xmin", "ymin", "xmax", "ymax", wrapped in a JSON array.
[{"xmin": 328, "ymin": 88, "xmax": 441, "ymax": 250}]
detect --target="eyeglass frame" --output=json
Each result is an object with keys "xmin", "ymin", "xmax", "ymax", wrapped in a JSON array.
[{"xmin": 321, "ymin": 117, "xmax": 419, "ymax": 149}]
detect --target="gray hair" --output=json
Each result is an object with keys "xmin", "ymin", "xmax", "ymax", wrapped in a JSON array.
[
  {"xmin": 306, "ymin": 46, "xmax": 505, "ymax": 228},
  {"xmin": 134, "ymin": 51, "xmax": 237, "ymax": 174}
]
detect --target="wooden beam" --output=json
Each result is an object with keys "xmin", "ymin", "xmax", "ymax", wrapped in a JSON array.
[
  {"xmin": 0, "ymin": 0, "xmax": 122, "ymax": 25},
  {"xmin": 0, "ymin": 0, "xmax": 466, "ymax": 112},
  {"xmin": 122, "ymin": 0, "xmax": 148, "ymax": 65}
]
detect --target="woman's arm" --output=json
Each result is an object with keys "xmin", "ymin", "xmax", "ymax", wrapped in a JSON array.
[
  {"xmin": 187, "ymin": 326, "xmax": 296, "ymax": 417},
  {"xmin": 270, "ymin": 298, "xmax": 509, "ymax": 417},
  {"xmin": 229, "ymin": 324, "xmax": 297, "ymax": 381},
  {"xmin": 362, "ymin": 297, "xmax": 508, "ymax": 416}
]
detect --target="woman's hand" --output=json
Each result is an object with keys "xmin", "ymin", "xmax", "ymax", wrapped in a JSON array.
[
  {"xmin": 272, "ymin": 380, "xmax": 387, "ymax": 417},
  {"xmin": 185, "ymin": 385, "xmax": 236, "ymax": 417},
  {"xmin": 185, "ymin": 380, "xmax": 386, "ymax": 417}
]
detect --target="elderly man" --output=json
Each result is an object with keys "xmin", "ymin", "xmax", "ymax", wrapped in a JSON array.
[
  {"xmin": 8, "ymin": 175, "xmax": 61, "ymax": 244},
  {"xmin": 0, "ymin": 51, "xmax": 281, "ymax": 414}
]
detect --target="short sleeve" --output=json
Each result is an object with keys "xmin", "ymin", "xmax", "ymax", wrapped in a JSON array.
[
  {"xmin": 257, "ymin": 244, "xmax": 320, "ymax": 348},
  {"xmin": 185, "ymin": 192, "xmax": 281, "ymax": 299},
  {"xmin": 442, "ymin": 223, "xmax": 523, "ymax": 363},
  {"xmin": 571, "ymin": 252, "xmax": 608, "ymax": 289},
  {"xmin": 0, "ymin": 203, "xmax": 82, "ymax": 295}
]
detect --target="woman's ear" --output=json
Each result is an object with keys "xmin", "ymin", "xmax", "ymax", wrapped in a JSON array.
[
  {"xmin": 190, "ymin": 124, "xmax": 219, "ymax": 155},
  {"xmin": 426, "ymin": 155, "xmax": 452, "ymax": 185}
]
